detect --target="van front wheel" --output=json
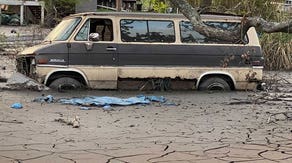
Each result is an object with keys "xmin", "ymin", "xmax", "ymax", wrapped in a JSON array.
[
  {"xmin": 49, "ymin": 77, "xmax": 83, "ymax": 90},
  {"xmin": 199, "ymin": 77, "xmax": 231, "ymax": 91}
]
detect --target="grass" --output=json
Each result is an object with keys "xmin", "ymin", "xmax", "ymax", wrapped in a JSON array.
[{"xmin": 261, "ymin": 33, "xmax": 292, "ymax": 70}]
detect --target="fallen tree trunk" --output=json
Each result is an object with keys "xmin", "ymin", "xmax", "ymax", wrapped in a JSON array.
[{"xmin": 170, "ymin": 0, "xmax": 292, "ymax": 43}]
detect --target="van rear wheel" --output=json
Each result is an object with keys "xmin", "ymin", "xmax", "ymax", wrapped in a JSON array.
[
  {"xmin": 199, "ymin": 77, "xmax": 231, "ymax": 91},
  {"xmin": 49, "ymin": 77, "xmax": 83, "ymax": 90}
]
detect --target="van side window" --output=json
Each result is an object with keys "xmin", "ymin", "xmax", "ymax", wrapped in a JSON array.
[
  {"xmin": 148, "ymin": 21, "xmax": 175, "ymax": 42},
  {"xmin": 75, "ymin": 18, "xmax": 113, "ymax": 41},
  {"xmin": 75, "ymin": 20, "xmax": 89, "ymax": 41},
  {"xmin": 120, "ymin": 20, "xmax": 148, "ymax": 42},
  {"xmin": 120, "ymin": 19, "xmax": 175, "ymax": 43},
  {"xmin": 180, "ymin": 21, "xmax": 247, "ymax": 44}
]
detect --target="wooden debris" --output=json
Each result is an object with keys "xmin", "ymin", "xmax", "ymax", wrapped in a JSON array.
[
  {"xmin": 54, "ymin": 116, "xmax": 80, "ymax": 128},
  {"xmin": 267, "ymin": 112, "xmax": 292, "ymax": 124}
]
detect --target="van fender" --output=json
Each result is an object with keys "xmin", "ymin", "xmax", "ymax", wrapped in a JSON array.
[
  {"xmin": 196, "ymin": 71, "xmax": 236, "ymax": 88},
  {"xmin": 44, "ymin": 68, "xmax": 89, "ymax": 86}
]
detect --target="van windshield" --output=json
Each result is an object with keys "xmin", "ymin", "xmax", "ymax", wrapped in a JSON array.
[{"xmin": 44, "ymin": 17, "xmax": 81, "ymax": 42}]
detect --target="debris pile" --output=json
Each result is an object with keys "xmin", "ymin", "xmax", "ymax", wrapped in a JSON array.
[
  {"xmin": 226, "ymin": 72, "xmax": 292, "ymax": 124},
  {"xmin": 0, "ymin": 72, "xmax": 49, "ymax": 91}
]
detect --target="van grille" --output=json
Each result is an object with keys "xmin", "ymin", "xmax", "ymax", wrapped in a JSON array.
[{"xmin": 16, "ymin": 56, "xmax": 36, "ymax": 78}]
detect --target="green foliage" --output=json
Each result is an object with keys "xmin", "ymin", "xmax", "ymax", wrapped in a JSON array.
[
  {"xmin": 42, "ymin": 0, "xmax": 80, "ymax": 5},
  {"xmin": 141, "ymin": 0, "xmax": 169, "ymax": 13},
  {"xmin": 152, "ymin": 0, "xmax": 168, "ymax": 13},
  {"xmin": 43, "ymin": 0, "xmax": 78, "ymax": 14},
  {"xmin": 42, "ymin": 0, "xmax": 81, "ymax": 26}
]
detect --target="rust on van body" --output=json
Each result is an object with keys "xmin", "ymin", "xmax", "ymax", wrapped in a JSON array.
[{"xmin": 35, "ymin": 66, "xmax": 262, "ymax": 90}]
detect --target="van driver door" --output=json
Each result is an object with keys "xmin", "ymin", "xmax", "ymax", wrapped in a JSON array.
[{"xmin": 68, "ymin": 18, "xmax": 118, "ymax": 89}]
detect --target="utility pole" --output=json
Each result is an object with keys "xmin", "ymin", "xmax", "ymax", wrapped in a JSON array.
[
  {"xmin": 0, "ymin": 5, "xmax": 2, "ymax": 25},
  {"xmin": 116, "ymin": 0, "xmax": 122, "ymax": 11},
  {"xmin": 20, "ymin": 0, "xmax": 24, "ymax": 25}
]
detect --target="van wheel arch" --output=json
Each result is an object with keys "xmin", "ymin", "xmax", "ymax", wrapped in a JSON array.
[
  {"xmin": 198, "ymin": 74, "xmax": 235, "ymax": 91},
  {"xmin": 46, "ymin": 71, "xmax": 87, "ymax": 88}
]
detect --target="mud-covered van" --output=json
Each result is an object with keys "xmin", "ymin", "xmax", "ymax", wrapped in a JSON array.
[{"xmin": 16, "ymin": 12, "xmax": 264, "ymax": 91}]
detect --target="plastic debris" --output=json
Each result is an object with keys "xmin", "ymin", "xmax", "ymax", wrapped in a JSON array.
[
  {"xmin": 11, "ymin": 103, "xmax": 23, "ymax": 109},
  {"xmin": 33, "ymin": 95, "xmax": 54, "ymax": 103},
  {"xmin": 9, "ymin": 14, "xmax": 20, "ymax": 25},
  {"xmin": 144, "ymin": 95, "xmax": 166, "ymax": 103},
  {"xmin": 80, "ymin": 107, "xmax": 90, "ymax": 110},
  {"xmin": 1, "ymin": 14, "xmax": 10, "ymax": 25},
  {"xmin": 103, "ymin": 105, "xmax": 112, "ymax": 111},
  {"xmin": 0, "ymin": 14, "xmax": 20, "ymax": 25},
  {"xmin": 163, "ymin": 102, "xmax": 178, "ymax": 106}
]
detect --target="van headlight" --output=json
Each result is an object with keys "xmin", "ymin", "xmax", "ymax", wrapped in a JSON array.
[{"xmin": 31, "ymin": 58, "xmax": 36, "ymax": 65}]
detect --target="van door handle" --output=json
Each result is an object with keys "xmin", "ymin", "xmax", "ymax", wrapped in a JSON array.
[{"xmin": 106, "ymin": 47, "xmax": 117, "ymax": 51}]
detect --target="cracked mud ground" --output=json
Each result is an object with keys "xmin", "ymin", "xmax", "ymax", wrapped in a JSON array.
[{"xmin": 0, "ymin": 73, "xmax": 292, "ymax": 163}]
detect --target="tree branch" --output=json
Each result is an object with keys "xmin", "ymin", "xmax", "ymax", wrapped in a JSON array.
[
  {"xmin": 169, "ymin": 0, "xmax": 292, "ymax": 43},
  {"xmin": 169, "ymin": 0, "xmax": 201, "ymax": 24},
  {"xmin": 170, "ymin": 0, "xmax": 240, "ymax": 43},
  {"xmin": 245, "ymin": 17, "xmax": 292, "ymax": 33}
]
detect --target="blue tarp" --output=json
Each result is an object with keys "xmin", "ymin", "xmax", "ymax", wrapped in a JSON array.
[
  {"xmin": 33, "ymin": 95, "xmax": 166, "ymax": 107},
  {"xmin": 59, "ymin": 95, "xmax": 166, "ymax": 106}
]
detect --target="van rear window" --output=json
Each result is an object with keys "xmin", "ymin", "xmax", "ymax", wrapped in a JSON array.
[
  {"xmin": 180, "ymin": 21, "xmax": 247, "ymax": 44},
  {"xmin": 120, "ymin": 19, "xmax": 175, "ymax": 43}
]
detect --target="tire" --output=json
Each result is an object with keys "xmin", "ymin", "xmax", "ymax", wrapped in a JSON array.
[
  {"xmin": 199, "ymin": 77, "xmax": 231, "ymax": 91},
  {"xmin": 49, "ymin": 77, "xmax": 83, "ymax": 90}
]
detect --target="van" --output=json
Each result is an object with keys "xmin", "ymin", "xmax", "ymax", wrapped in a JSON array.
[{"xmin": 16, "ymin": 12, "xmax": 264, "ymax": 91}]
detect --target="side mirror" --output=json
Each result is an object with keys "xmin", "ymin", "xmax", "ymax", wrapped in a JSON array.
[
  {"xmin": 89, "ymin": 33, "xmax": 100, "ymax": 41},
  {"xmin": 85, "ymin": 42, "xmax": 93, "ymax": 51}
]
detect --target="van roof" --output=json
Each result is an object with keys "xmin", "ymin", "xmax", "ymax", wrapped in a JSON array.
[{"xmin": 68, "ymin": 12, "xmax": 243, "ymax": 21}]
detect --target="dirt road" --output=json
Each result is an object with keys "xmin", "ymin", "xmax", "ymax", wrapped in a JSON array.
[{"xmin": 0, "ymin": 85, "xmax": 291, "ymax": 163}]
